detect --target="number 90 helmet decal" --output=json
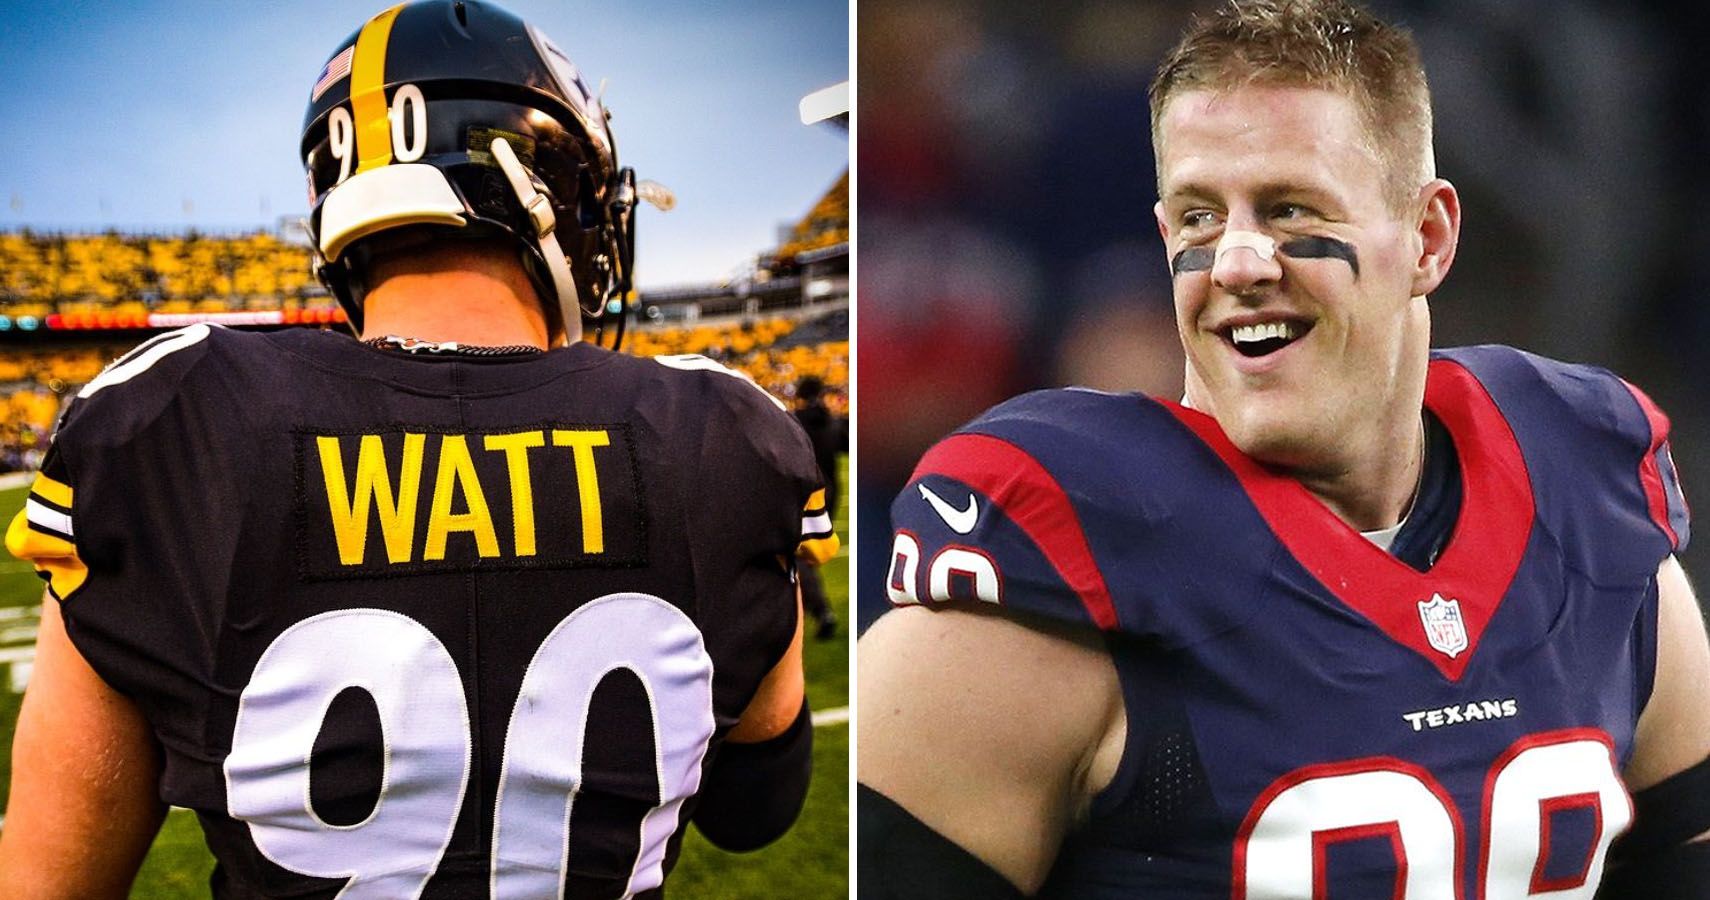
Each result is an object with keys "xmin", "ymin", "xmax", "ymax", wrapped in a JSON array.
[{"xmin": 301, "ymin": 0, "xmax": 636, "ymax": 345}]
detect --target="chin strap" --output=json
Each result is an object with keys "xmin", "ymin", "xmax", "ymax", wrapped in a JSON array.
[{"xmin": 489, "ymin": 136, "xmax": 584, "ymax": 344}]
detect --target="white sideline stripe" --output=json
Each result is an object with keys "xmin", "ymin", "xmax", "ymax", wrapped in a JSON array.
[{"xmin": 0, "ymin": 471, "xmax": 32, "ymax": 490}]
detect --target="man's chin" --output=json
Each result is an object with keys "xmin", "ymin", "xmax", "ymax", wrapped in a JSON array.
[{"xmin": 1217, "ymin": 405, "xmax": 1322, "ymax": 470}]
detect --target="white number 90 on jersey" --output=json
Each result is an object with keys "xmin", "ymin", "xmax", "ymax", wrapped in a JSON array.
[{"xmin": 224, "ymin": 591, "xmax": 714, "ymax": 899}]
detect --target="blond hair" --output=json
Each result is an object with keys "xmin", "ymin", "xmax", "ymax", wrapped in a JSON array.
[{"xmin": 1149, "ymin": 0, "xmax": 1433, "ymax": 210}]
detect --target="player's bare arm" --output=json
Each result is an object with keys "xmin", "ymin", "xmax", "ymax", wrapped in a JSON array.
[
  {"xmin": 1597, "ymin": 556, "xmax": 1710, "ymax": 897},
  {"xmin": 729, "ymin": 592, "xmax": 808, "ymax": 743},
  {"xmin": 0, "ymin": 592, "xmax": 164, "ymax": 899},
  {"xmin": 688, "ymin": 592, "xmax": 814, "ymax": 854},
  {"xmin": 1628, "ymin": 558, "xmax": 1710, "ymax": 791},
  {"xmin": 857, "ymin": 603, "xmax": 1125, "ymax": 896}
]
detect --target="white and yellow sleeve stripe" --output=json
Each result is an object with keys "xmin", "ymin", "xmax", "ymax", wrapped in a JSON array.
[
  {"xmin": 4, "ymin": 471, "xmax": 89, "ymax": 600},
  {"xmin": 797, "ymin": 488, "xmax": 839, "ymax": 565}
]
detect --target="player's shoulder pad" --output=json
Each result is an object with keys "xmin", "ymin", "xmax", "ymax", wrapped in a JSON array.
[
  {"xmin": 54, "ymin": 324, "xmax": 241, "ymax": 450},
  {"xmin": 642, "ymin": 352, "xmax": 809, "ymax": 462},
  {"xmin": 1435, "ymin": 345, "xmax": 1688, "ymax": 575},
  {"xmin": 887, "ymin": 387, "xmax": 1268, "ymax": 644},
  {"xmin": 641, "ymin": 353, "xmax": 830, "ymax": 552},
  {"xmin": 649, "ymin": 353, "xmax": 787, "ymax": 411}
]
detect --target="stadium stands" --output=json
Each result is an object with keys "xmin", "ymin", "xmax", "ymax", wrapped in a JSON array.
[
  {"xmin": 0, "ymin": 162, "xmax": 849, "ymax": 472},
  {"xmin": 0, "ymin": 312, "xmax": 846, "ymax": 472},
  {"xmin": 768, "ymin": 171, "xmax": 848, "ymax": 266},
  {"xmin": 0, "ymin": 231, "xmax": 328, "ymax": 322}
]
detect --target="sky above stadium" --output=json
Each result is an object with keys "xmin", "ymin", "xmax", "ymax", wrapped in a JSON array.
[{"xmin": 0, "ymin": 0, "xmax": 848, "ymax": 289}]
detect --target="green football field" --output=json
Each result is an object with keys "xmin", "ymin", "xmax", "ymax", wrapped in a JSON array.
[{"xmin": 0, "ymin": 458, "xmax": 850, "ymax": 899}]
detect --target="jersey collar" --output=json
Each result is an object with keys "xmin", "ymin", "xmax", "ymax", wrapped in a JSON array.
[{"xmin": 1164, "ymin": 358, "xmax": 1534, "ymax": 681}]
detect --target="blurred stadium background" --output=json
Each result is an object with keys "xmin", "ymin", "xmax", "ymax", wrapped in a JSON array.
[
  {"xmin": 0, "ymin": 1, "xmax": 848, "ymax": 897},
  {"xmin": 855, "ymin": 0, "xmax": 1710, "ymax": 630}
]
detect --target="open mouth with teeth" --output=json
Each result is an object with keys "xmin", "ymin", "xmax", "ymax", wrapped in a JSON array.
[{"xmin": 1225, "ymin": 320, "xmax": 1313, "ymax": 358}]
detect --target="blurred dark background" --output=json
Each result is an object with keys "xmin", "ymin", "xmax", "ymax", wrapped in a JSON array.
[{"xmin": 856, "ymin": 0, "xmax": 1710, "ymax": 630}]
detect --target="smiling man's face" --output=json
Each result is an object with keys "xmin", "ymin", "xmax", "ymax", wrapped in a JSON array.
[{"xmin": 1155, "ymin": 84, "xmax": 1434, "ymax": 477}]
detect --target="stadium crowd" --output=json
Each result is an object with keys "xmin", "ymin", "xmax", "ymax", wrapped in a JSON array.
[
  {"xmin": 0, "ymin": 162, "xmax": 848, "ymax": 472},
  {"xmin": 768, "ymin": 171, "xmax": 850, "ymax": 267},
  {"xmin": 0, "ymin": 312, "xmax": 846, "ymax": 473},
  {"xmin": 0, "ymin": 231, "xmax": 330, "ymax": 323},
  {"xmin": 628, "ymin": 314, "xmax": 850, "ymax": 416}
]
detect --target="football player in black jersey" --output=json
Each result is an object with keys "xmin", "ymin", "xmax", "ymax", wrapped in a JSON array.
[{"xmin": 0, "ymin": 2, "xmax": 837, "ymax": 897}]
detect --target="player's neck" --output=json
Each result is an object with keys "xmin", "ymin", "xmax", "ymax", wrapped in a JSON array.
[
  {"xmin": 1298, "ymin": 412, "xmax": 1427, "ymax": 533},
  {"xmin": 361, "ymin": 248, "xmax": 554, "ymax": 349}
]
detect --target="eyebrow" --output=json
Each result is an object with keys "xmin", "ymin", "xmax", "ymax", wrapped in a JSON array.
[
  {"xmin": 1160, "ymin": 184, "xmax": 1220, "ymax": 207},
  {"xmin": 1162, "ymin": 181, "xmax": 1344, "ymax": 211}
]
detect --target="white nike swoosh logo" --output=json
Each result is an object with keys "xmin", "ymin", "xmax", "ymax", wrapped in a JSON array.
[{"xmin": 919, "ymin": 484, "xmax": 978, "ymax": 534}]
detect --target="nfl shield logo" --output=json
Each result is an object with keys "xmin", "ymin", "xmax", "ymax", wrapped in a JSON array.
[{"xmin": 1417, "ymin": 594, "xmax": 1468, "ymax": 658}]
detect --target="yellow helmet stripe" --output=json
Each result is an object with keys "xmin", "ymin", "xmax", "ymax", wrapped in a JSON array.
[{"xmin": 351, "ymin": 3, "xmax": 406, "ymax": 174}]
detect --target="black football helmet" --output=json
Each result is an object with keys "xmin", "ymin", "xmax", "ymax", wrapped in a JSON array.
[{"xmin": 301, "ymin": 0, "xmax": 636, "ymax": 345}]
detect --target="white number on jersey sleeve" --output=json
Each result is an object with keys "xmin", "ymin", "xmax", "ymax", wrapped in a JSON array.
[
  {"xmin": 651, "ymin": 354, "xmax": 786, "ymax": 410},
  {"xmin": 79, "ymin": 323, "xmax": 212, "ymax": 399}
]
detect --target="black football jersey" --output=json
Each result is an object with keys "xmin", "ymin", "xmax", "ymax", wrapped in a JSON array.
[{"xmin": 6, "ymin": 325, "xmax": 835, "ymax": 899}]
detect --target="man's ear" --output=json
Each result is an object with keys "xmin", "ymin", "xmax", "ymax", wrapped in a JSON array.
[{"xmin": 1411, "ymin": 178, "xmax": 1460, "ymax": 297}]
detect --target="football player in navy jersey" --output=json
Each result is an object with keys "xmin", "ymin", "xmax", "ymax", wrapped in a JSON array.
[
  {"xmin": 859, "ymin": 1, "xmax": 1710, "ymax": 898},
  {"xmin": 0, "ymin": 2, "xmax": 836, "ymax": 897}
]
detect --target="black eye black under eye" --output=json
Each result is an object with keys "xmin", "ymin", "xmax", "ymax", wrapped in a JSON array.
[
  {"xmin": 1278, "ymin": 236, "xmax": 1360, "ymax": 276},
  {"xmin": 1172, "ymin": 247, "xmax": 1214, "ymax": 275},
  {"xmin": 1169, "ymin": 237, "xmax": 1361, "ymax": 278}
]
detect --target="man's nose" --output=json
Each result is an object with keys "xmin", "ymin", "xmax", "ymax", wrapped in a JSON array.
[{"xmin": 1211, "ymin": 229, "xmax": 1281, "ymax": 296}]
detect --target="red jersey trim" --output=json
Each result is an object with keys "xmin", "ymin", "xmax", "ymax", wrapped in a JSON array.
[
  {"xmin": 1163, "ymin": 358, "xmax": 1535, "ymax": 681},
  {"xmin": 911, "ymin": 433, "xmax": 1119, "ymax": 630},
  {"xmin": 1620, "ymin": 379, "xmax": 1683, "ymax": 550}
]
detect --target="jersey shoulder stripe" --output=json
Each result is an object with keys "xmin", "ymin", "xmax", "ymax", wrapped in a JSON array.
[
  {"xmin": 798, "ymin": 488, "xmax": 839, "ymax": 564},
  {"xmin": 1620, "ymin": 378, "xmax": 1690, "ymax": 551},
  {"xmin": 909, "ymin": 431, "xmax": 1118, "ymax": 629},
  {"xmin": 6, "ymin": 469, "xmax": 89, "ymax": 601},
  {"xmin": 891, "ymin": 386, "xmax": 1275, "ymax": 640},
  {"xmin": 1435, "ymin": 345, "xmax": 1688, "ymax": 576}
]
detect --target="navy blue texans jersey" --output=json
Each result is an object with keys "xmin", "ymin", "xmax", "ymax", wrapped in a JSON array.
[
  {"xmin": 885, "ymin": 345, "xmax": 1689, "ymax": 899},
  {"xmin": 7, "ymin": 325, "xmax": 834, "ymax": 899}
]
